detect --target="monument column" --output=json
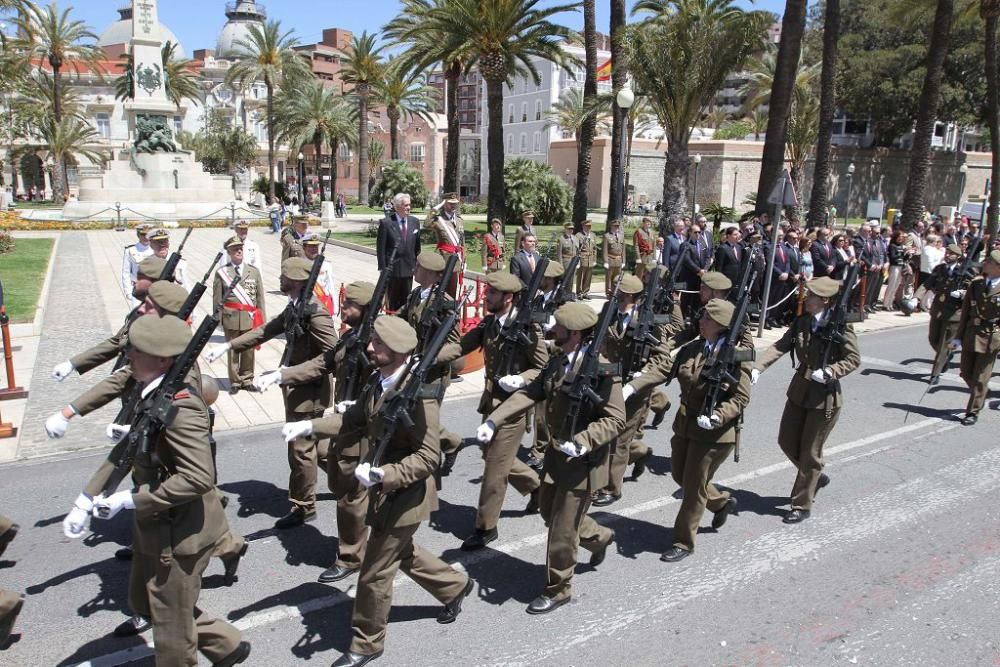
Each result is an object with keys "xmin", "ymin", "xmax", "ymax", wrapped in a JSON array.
[{"xmin": 128, "ymin": 0, "xmax": 174, "ymax": 114}]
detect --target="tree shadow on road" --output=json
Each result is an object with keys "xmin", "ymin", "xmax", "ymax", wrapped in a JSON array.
[{"xmin": 27, "ymin": 557, "xmax": 130, "ymax": 620}]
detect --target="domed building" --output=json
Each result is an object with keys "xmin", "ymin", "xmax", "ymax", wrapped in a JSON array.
[
  {"xmin": 97, "ymin": 5, "xmax": 186, "ymax": 59},
  {"xmin": 216, "ymin": 0, "xmax": 267, "ymax": 58}
]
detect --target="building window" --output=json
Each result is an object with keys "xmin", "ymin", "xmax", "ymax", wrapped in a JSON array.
[
  {"xmin": 410, "ymin": 143, "xmax": 425, "ymax": 162},
  {"xmin": 339, "ymin": 144, "xmax": 352, "ymax": 160},
  {"xmin": 521, "ymin": 102, "xmax": 527, "ymax": 123},
  {"xmin": 519, "ymin": 133, "xmax": 527, "ymax": 153},
  {"xmin": 535, "ymin": 100, "xmax": 542, "ymax": 121},
  {"xmin": 95, "ymin": 112, "xmax": 111, "ymax": 139},
  {"xmin": 533, "ymin": 131, "xmax": 541, "ymax": 154},
  {"xmin": 173, "ymin": 116, "xmax": 183, "ymax": 135},
  {"xmin": 508, "ymin": 104, "xmax": 514, "ymax": 123},
  {"xmin": 507, "ymin": 135, "xmax": 513, "ymax": 154}
]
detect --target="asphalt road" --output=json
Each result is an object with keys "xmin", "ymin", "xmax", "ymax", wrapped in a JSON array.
[{"xmin": 1, "ymin": 323, "xmax": 998, "ymax": 666}]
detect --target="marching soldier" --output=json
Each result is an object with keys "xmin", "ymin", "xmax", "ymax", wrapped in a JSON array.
[
  {"xmin": 232, "ymin": 219, "xmax": 263, "ymax": 274},
  {"xmin": 556, "ymin": 223, "xmax": 578, "ymax": 270},
  {"xmin": 436, "ymin": 271, "xmax": 547, "ymax": 550},
  {"xmin": 121, "ymin": 223, "xmax": 154, "ymax": 307},
  {"xmin": 302, "ymin": 233, "xmax": 336, "ymax": 315},
  {"xmin": 425, "ymin": 192, "xmax": 465, "ymax": 296},
  {"xmin": 634, "ymin": 217, "xmax": 656, "ymax": 281},
  {"xmin": 281, "ymin": 216, "xmax": 309, "ymax": 262},
  {"xmin": 482, "ymin": 218, "xmax": 506, "ymax": 273},
  {"xmin": 603, "ymin": 219, "xmax": 625, "ymax": 297},
  {"xmin": 480, "ymin": 302, "xmax": 624, "ymax": 614},
  {"xmin": 575, "ymin": 220, "xmax": 598, "ymax": 300},
  {"xmin": 207, "ymin": 258, "xmax": 339, "ymax": 529},
  {"xmin": 514, "ymin": 210, "xmax": 536, "ymax": 253},
  {"xmin": 214, "ymin": 236, "xmax": 266, "ymax": 394},
  {"xmin": 752, "ymin": 277, "xmax": 860, "ymax": 523},
  {"xmin": 0, "ymin": 514, "xmax": 23, "ymax": 648},
  {"xmin": 950, "ymin": 249, "xmax": 1000, "ymax": 426},
  {"xmin": 147, "ymin": 227, "xmax": 189, "ymax": 288},
  {"xmin": 924, "ymin": 243, "xmax": 966, "ymax": 381}
]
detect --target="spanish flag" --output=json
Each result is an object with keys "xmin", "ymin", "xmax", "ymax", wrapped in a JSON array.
[{"xmin": 596, "ymin": 58, "xmax": 612, "ymax": 82}]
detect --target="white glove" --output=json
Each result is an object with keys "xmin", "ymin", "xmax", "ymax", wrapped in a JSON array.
[
  {"xmin": 696, "ymin": 413, "xmax": 722, "ymax": 430},
  {"xmin": 544, "ymin": 316, "xmax": 556, "ymax": 332},
  {"xmin": 105, "ymin": 423, "xmax": 131, "ymax": 443},
  {"xmin": 810, "ymin": 368, "xmax": 832, "ymax": 383},
  {"xmin": 92, "ymin": 490, "xmax": 135, "ymax": 520},
  {"xmin": 354, "ymin": 462, "xmax": 384, "ymax": 488},
  {"xmin": 476, "ymin": 420, "xmax": 496, "ymax": 444},
  {"xmin": 52, "ymin": 360, "xmax": 75, "ymax": 381},
  {"xmin": 948, "ymin": 338, "xmax": 961, "ymax": 351},
  {"xmin": 558, "ymin": 441, "xmax": 588, "ymax": 458},
  {"xmin": 282, "ymin": 420, "xmax": 313, "ymax": 442},
  {"xmin": 335, "ymin": 400, "xmax": 356, "ymax": 414},
  {"xmin": 45, "ymin": 411, "xmax": 71, "ymax": 438},
  {"xmin": 253, "ymin": 370, "xmax": 282, "ymax": 392},
  {"xmin": 62, "ymin": 493, "xmax": 93, "ymax": 539},
  {"xmin": 622, "ymin": 384, "xmax": 635, "ymax": 401},
  {"xmin": 750, "ymin": 368, "xmax": 761, "ymax": 385},
  {"xmin": 603, "ymin": 263, "xmax": 609, "ymax": 270},
  {"xmin": 204, "ymin": 343, "xmax": 231, "ymax": 363},
  {"xmin": 950, "ymin": 289, "xmax": 965, "ymax": 299},
  {"xmin": 498, "ymin": 374, "xmax": 526, "ymax": 392}
]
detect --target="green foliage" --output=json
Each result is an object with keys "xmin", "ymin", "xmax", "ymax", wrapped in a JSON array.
[
  {"xmin": 0, "ymin": 229, "xmax": 14, "ymax": 255},
  {"xmin": 502, "ymin": 159, "xmax": 572, "ymax": 227},
  {"xmin": 370, "ymin": 160, "xmax": 428, "ymax": 209},
  {"xmin": 701, "ymin": 203, "xmax": 736, "ymax": 224},
  {"xmin": 714, "ymin": 119, "xmax": 753, "ymax": 140},
  {"xmin": 252, "ymin": 175, "xmax": 286, "ymax": 200},
  {"xmin": 178, "ymin": 109, "xmax": 258, "ymax": 176}
]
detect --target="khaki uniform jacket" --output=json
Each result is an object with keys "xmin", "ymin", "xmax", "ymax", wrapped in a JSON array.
[
  {"xmin": 926, "ymin": 262, "xmax": 963, "ymax": 324},
  {"xmin": 956, "ymin": 276, "xmax": 1000, "ymax": 354},
  {"xmin": 281, "ymin": 230, "xmax": 306, "ymax": 263},
  {"xmin": 754, "ymin": 313, "xmax": 860, "ymax": 409},
  {"xmin": 425, "ymin": 210, "xmax": 464, "ymax": 248},
  {"xmin": 557, "ymin": 234, "xmax": 578, "ymax": 268},
  {"xmin": 575, "ymin": 232, "xmax": 598, "ymax": 268},
  {"xmin": 214, "ymin": 264, "xmax": 266, "ymax": 331},
  {"xmin": 603, "ymin": 231, "xmax": 625, "ymax": 268},
  {"xmin": 671, "ymin": 343, "xmax": 751, "ymax": 444},
  {"xmin": 396, "ymin": 287, "xmax": 462, "ymax": 390},
  {"xmin": 482, "ymin": 232, "xmax": 505, "ymax": 271},
  {"xmin": 634, "ymin": 228, "xmax": 657, "ymax": 268},
  {"xmin": 70, "ymin": 307, "xmax": 141, "ymax": 374},
  {"xmin": 602, "ymin": 306, "xmax": 672, "ymax": 380}
]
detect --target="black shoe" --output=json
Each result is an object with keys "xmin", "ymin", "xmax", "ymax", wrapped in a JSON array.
[
  {"xmin": 524, "ymin": 489, "xmax": 540, "ymax": 515},
  {"xmin": 437, "ymin": 577, "xmax": 474, "ymax": 624},
  {"xmin": 460, "ymin": 527, "xmax": 498, "ymax": 551},
  {"xmin": 961, "ymin": 413, "xmax": 978, "ymax": 426},
  {"xmin": 783, "ymin": 509, "xmax": 811, "ymax": 524},
  {"xmin": 274, "ymin": 507, "xmax": 316, "ymax": 529},
  {"xmin": 928, "ymin": 375, "xmax": 940, "ymax": 386},
  {"xmin": 228, "ymin": 385, "xmax": 240, "ymax": 395},
  {"xmin": 659, "ymin": 546, "xmax": 692, "ymax": 563},
  {"xmin": 589, "ymin": 530, "xmax": 615, "ymax": 567},
  {"xmin": 219, "ymin": 494, "xmax": 230, "ymax": 509},
  {"xmin": 591, "ymin": 490, "xmax": 620, "ymax": 507},
  {"xmin": 113, "ymin": 614, "xmax": 151, "ymax": 637},
  {"xmin": 0, "ymin": 522, "xmax": 18, "ymax": 559},
  {"xmin": 222, "ymin": 541, "xmax": 248, "ymax": 586},
  {"xmin": 214, "ymin": 641, "xmax": 251, "ymax": 667},
  {"xmin": 0, "ymin": 595, "xmax": 23, "ymax": 646},
  {"xmin": 711, "ymin": 498, "xmax": 738, "ymax": 530},
  {"xmin": 115, "ymin": 546, "xmax": 133, "ymax": 561},
  {"xmin": 332, "ymin": 650, "xmax": 383, "ymax": 667},
  {"xmin": 526, "ymin": 594, "xmax": 570, "ymax": 615},
  {"xmin": 526, "ymin": 455, "xmax": 544, "ymax": 472},
  {"xmin": 450, "ymin": 375, "xmax": 464, "ymax": 383},
  {"xmin": 440, "ymin": 450, "xmax": 458, "ymax": 477},
  {"xmin": 318, "ymin": 564, "xmax": 359, "ymax": 583},
  {"xmin": 649, "ymin": 403, "xmax": 670, "ymax": 429},
  {"xmin": 816, "ymin": 473, "xmax": 830, "ymax": 493},
  {"xmin": 631, "ymin": 449, "xmax": 653, "ymax": 481}
]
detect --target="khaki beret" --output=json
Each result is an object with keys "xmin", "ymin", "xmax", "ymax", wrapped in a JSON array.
[
  {"xmin": 147, "ymin": 281, "xmax": 189, "ymax": 315},
  {"xmin": 988, "ymin": 249, "xmax": 1000, "ymax": 264},
  {"xmin": 417, "ymin": 250, "xmax": 446, "ymax": 272},
  {"xmin": 147, "ymin": 227, "xmax": 169, "ymax": 241},
  {"xmin": 702, "ymin": 271, "xmax": 732, "ymax": 291},
  {"xmin": 138, "ymin": 256, "xmax": 167, "ymax": 280},
  {"xmin": 345, "ymin": 281, "xmax": 375, "ymax": 306},
  {"xmin": 129, "ymin": 314, "xmax": 191, "ymax": 357},
  {"xmin": 224, "ymin": 236, "xmax": 244, "ymax": 250},
  {"xmin": 234, "ymin": 219, "xmax": 249, "ymax": 228},
  {"xmin": 619, "ymin": 274, "xmax": 644, "ymax": 294},
  {"xmin": 281, "ymin": 257, "xmax": 313, "ymax": 281},
  {"xmin": 522, "ymin": 210, "xmax": 535, "ymax": 217},
  {"xmin": 946, "ymin": 243, "xmax": 962, "ymax": 256},
  {"xmin": 806, "ymin": 276, "xmax": 841, "ymax": 298},
  {"xmin": 554, "ymin": 302, "xmax": 599, "ymax": 331},
  {"xmin": 563, "ymin": 222, "xmax": 574, "ymax": 230},
  {"xmin": 291, "ymin": 215, "xmax": 309, "ymax": 226},
  {"xmin": 486, "ymin": 271, "xmax": 522, "ymax": 293},
  {"xmin": 544, "ymin": 262, "xmax": 565, "ymax": 279},
  {"xmin": 302, "ymin": 232, "xmax": 322, "ymax": 246},
  {"xmin": 582, "ymin": 219, "xmax": 593, "ymax": 227},
  {"xmin": 444, "ymin": 192, "xmax": 460, "ymax": 204},
  {"xmin": 703, "ymin": 298, "xmax": 734, "ymax": 326},
  {"xmin": 373, "ymin": 315, "xmax": 417, "ymax": 354}
]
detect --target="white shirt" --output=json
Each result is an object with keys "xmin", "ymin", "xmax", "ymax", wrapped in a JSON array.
[
  {"xmin": 920, "ymin": 245, "xmax": 945, "ymax": 273},
  {"xmin": 141, "ymin": 374, "xmax": 166, "ymax": 399},
  {"xmin": 379, "ymin": 360, "xmax": 410, "ymax": 394},
  {"xmin": 122, "ymin": 241, "xmax": 154, "ymax": 306},
  {"xmin": 241, "ymin": 237, "xmax": 262, "ymax": 273}
]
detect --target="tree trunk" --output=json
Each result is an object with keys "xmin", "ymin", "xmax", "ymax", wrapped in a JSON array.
[
  {"xmin": 624, "ymin": 113, "xmax": 636, "ymax": 207},
  {"xmin": 986, "ymin": 14, "xmax": 1000, "ymax": 242},
  {"xmin": 660, "ymin": 137, "xmax": 689, "ymax": 217},
  {"xmin": 330, "ymin": 137, "xmax": 340, "ymax": 204},
  {"xmin": 900, "ymin": 0, "xmax": 955, "ymax": 231},
  {"xmin": 573, "ymin": 0, "xmax": 598, "ymax": 230},
  {"xmin": 51, "ymin": 154, "xmax": 64, "ymax": 203},
  {"xmin": 50, "ymin": 57, "xmax": 63, "ymax": 123},
  {"xmin": 789, "ymin": 162, "xmax": 805, "ymax": 224},
  {"xmin": 607, "ymin": 0, "xmax": 627, "ymax": 224},
  {"xmin": 314, "ymin": 132, "xmax": 325, "ymax": 202},
  {"xmin": 265, "ymin": 77, "xmax": 275, "ymax": 201},
  {"xmin": 388, "ymin": 106, "xmax": 400, "ymax": 161},
  {"xmin": 485, "ymin": 78, "xmax": 506, "ymax": 232},
  {"xmin": 444, "ymin": 63, "xmax": 461, "ymax": 194},
  {"xmin": 806, "ymin": 0, "xmax": 840, "ymax": 227},
  {"xmin": 755, "ymin": 0, "xmax": 807, "ymax": 213},
  {"xmin": 357, "ymin": 84, "xmax": 370, "ymax": 206}
]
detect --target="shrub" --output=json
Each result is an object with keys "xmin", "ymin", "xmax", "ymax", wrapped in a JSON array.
[
  {"xmin": 0, "ymin": 229, "xmax": 14, "ymax": 254},
  {"xmin": 252, "ymin": 176, "xmax": 287, "ymax": 201},
  {"xmin": 714, "ymin": 120, "xmax": 753, "ymax": 141},
  {"xmin": 503, "ymin": 158, "xmax": 572, "ymax": 227},
  {"xmin": 370, "ymin": 161, "xmax": 429, "ymax": 209}
]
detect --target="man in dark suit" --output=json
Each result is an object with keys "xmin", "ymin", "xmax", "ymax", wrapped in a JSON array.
[
  {"xmin": 811, "ymin": 227, "xmax": 836, "ymax": 277},
  {"xmin": 676, "ymin": 224, "xmax": 713, "ymax": 319},
  {"xmin": 713, "ymin": 226, "xmax": 744, "ymax": 287},
  {"xmin": 769, "ymin": 229, "xmax": 801, "ymax": 326},
  {"xmin": 509, "ymin": 232, "xmax": 542, "ymax": 286},
  {"xmin": 852, "ymin": 224, "xmax": 877, "ymax": 311},
  {"xmin": 376, "ymin": 192, "xmax": 422, "ymax": 311},
  {"xmin": 660, "ymin": 216, "xmax": 686, "ymax": 270}
]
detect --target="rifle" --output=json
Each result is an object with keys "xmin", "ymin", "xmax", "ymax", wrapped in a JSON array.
[
  {"xmin": 340, "ymin": 248, "xmax": 397, "ymax": 401},
  {"xmin": 620, "ymin": 267, "xmax": 664, "ymax": 383},
  {"xmin": 161, "ymin": 227, "xmax": 194, "ymax": 283},
  {"xmin": 103, "ymin": 275, "xmax": 241, "ymax": 496},
  {"xmin": 817, "ymin": 261, "xmax": 863, "ymax": 373},
  {"xmin": 416, "ymin": 253, "xmax": 459, "ymax": 348},
  {"xmin": 542, "ymin": 255, "xmax": 579, "ymax": 317},
  {"xmin": 652, "ymin": 242, "xmax": 689, "ymax": 315},
  {"xmin": 279, "ymin": 231, "xmax": 332, "ymax": 368},
  {"xmin": 494, "ymin": 256, "xmax": 549, "ymax": 380},
  {"xmin": 178, "ymin": 252, "xmax": 223, "ymax": 321},
  {"xmin": 944, "ymin": 233, "xmax": 983, "ymax": 297}
]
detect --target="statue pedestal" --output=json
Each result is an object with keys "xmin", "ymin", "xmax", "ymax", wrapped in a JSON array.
[{"xmin": 320, "ymin": 201, "xmax": 338, "ymax": 229}]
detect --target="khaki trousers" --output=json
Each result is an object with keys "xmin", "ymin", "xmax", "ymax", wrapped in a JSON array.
[
  {"xmin": 223, "ymin": 326, "xmax": 255, "ymax": 388},
  {"xmin": 0, "ymin": 588, "xmax": 20, "ymax": 631},
  {"xmin": 529, "ymin": 411, "xmax": 550, "ymax": 461},
  {"xmin": 777, "ymin": 401, "xmax": 840, "ymax": 511},
  {"xmin": 538, "ymin": 481, "xmax": 611, "ymax": 600},
  {"xmin": 350, "ymin": 523, "xmax": 468, "ymax": 655},
  {"xmin": 129, "ymin": 545, "xmax": 241, "ymax": 666},
  {"xmin": 329, "ymin": 451, "xmax": 370, "ymax": 569},
  {"xmin": 576, "ymin": 265, "xmax": 593, "ymax": 297},
  {"xmin": 649, "ymin": 389, "xmax": 670, "ymax": 416},
  {"xmin": 476, "ymin": 413, "xmax": 539, "ymax": 530},
  {"xmin": 286, "ymin": 409, "xmax": 329, "ymax": 510},
  {"xmin": 928, "ymin": 319, "xmax": 959, "ymax": 376},
  {"xmin": 440, "ymin": 427, "xmax": 463, "ymax": 456},
  {"xmin": 960, "ymin": 348, "xmax": 999, "ymax": 415},
  {"xmin": 670, "ymin": 434, "xmax": 733, "ymax": 551},
  {"xmin": 0, "ymin": 513, "xmax": 11, "ymax": 535},
  {"xmin": 605, "ymin": 393, "xmax": 651, "ymax": 496},
  {"xmin": 211, "ymin": 529, "xmax": 245, "ymax": 561},
  {"xmin": 606, "ymin": 263, "xmax": 622, "ymax": 297}
]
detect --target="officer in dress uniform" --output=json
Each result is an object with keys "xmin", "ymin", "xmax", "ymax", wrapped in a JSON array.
[
  {"xmin": 214, "ymin": 236, "xmax": 266, "ymax": 393},
  {"xmin": 0, "ymin": 514, "xmax": 23, "ymax": 647},
  {"xmin": 147, "ymin": 227, "xmax": 189, "ymax": 289},
  {"xmin": 302, "ymin": 233, "xmax": 337, "ymax": 315},
  {"xmin": 951, "ymin": 249, "xmax": 1000, "ymax": 425},
  {"xmin": 556, "ymin": 223, "xmax": 578, "ymax": 270},
  {"xmin": 121, "ymin": 223, "xmax": 154, "ymax": 307},
  {"xmin": 232, "ymin": 220, "xmax": 263, "ymax": 274},
  {"xmin": 603, "ymin": 219, "xmax": 625, "ymax": 297},
  {"xmin": 514, "ymin": 210, "xmax": 536, "ymax": 254},
  {"xmin": 574, "ymin": 220, "xmax": 598, "ymax": 300},
  {"xmin": 924, "ymin": 243, "xmax": 965, "ymax": 381},
  {"xmin": 425, "ymin": 192, "xmax": 465, "ymax": 296},
  {"xmin": 482, "ymin": 218, "xmax": 506, "ymax": 274},
  {"xmin": 633, "ymin": 217, "xmax": 657, "ymax": 281},
  {"xmin": 281, "ymin": 216, "xmax": 309, "ymax": 262}
]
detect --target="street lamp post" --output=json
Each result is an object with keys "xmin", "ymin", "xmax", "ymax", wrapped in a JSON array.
[
  {"xmin": 958, "ymin": 162, "xmax": 968, "ymax": 211},
  {"xmin": 691, "ymin": 153, "xmax": 702, "ymax": 218},
  {"xmin": 297, "ymin": 151, "xmax": 305, "ymax": 209},
  {"xmin": 612, "ymin": 87, "xmax": 634, "ymax": 220},
  {"xmin": 731, "ymin": 165, "xmax": 739, "ymax": 210},
  {"xmin": 845, "ymin": 162, "xmax": 855, "ymax": 230}
]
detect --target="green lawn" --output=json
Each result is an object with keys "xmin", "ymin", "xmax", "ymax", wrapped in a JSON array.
[
  {"xmin": 10, "ymin": 202, "xmax": 61, "ymax": 210},
  {"xmin": 0, "ymin": 238, "xmax": 54, "ymax": 322}
]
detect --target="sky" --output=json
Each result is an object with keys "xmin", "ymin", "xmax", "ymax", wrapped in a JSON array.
[{"xmin": 2, "ymin": 0, "xmax": 789, "ymax": 55}]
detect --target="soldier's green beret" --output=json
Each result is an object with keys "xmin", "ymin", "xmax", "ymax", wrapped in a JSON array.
[
  {"xmin": 946, "ymin": 243, "xmax": 962, "ymax": 256},
  {"xmin": 417, "ymin": 250, "xmax": 446, "ymax": 272},
  {"xmin": 281, "ymin": 257, "xmax": 313, "ymax": 281},
  {"xmin": 302, "ymin": 232, "xmax": 322, "ymax": 246},
  {"xmin": 563, "ymin": 222, "xmax": 574, "ymax": 230},
  {"xmin": 988, "ymin": 249, "xmax": 1000, "ymax": 264},
  {"xmin": 619, "ymin": 274, "xmax": 644, "ymax": 294},
  {"xmin": 554, "ymin": 302, "xmax": 599, "ymax": 331},
  {"xmin": 345, "ymin": 280, "xmax": 375, "ymax": 306},
  {"xmin": 806, "ymin": 276, "xmax": 841, "ymax": 298},
  {"xmin": 129, "ymin": 314, "xmax": 191, "ymax": 357},
  {"xmin": 224, "ymin": 235, "xmax": 244, "ymax": 250},
  {"xmin": 486, "ymin": 271, "xmax": 522, "ymax": 293},
  {"xmin": 137, "ymin": 256, "xmax": 167, "ymax": 280},
  {"xmin": 544, "ymin": 262, "xmax": 565, "ymax": 279},
  {"xmin": 147, "ymin": 281, "xmax": 189, "ymax": 315},
  {"xmin": 147, "ymin": 227, "xmax": 169, "ymax": 241},
  {"xmin": 702, "ymin": 271, "xmax": 732, "ymax": 291},
  {"xmin": 373, "ymin": 315, "xmax": 417, "ymax": 354},
  {"xmin": 703, "ymin": 298, "xmax": 734, "ymax": 326}
]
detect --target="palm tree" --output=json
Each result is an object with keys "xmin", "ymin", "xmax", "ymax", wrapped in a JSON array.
[
  {"xmin": 607, "ymin": 0, "xmax": 628, "ymax": 223},
  {"xmin": 806, "ymin": 0, "xmax": 841, "ymax": 227},
  {"xmin": 367, "ymin": 139, "xmax": 385, "ymax": 197},
  {"xmin": 10, "ymin": 1, "xmax": 104, "ymax": 123},
  {"xmin": 625, "ymin": 0, "xmax": 770, "ymax": 216},
  {"xmin": 570, "ymin": 0, "xmax": 599, "ymax": 227},
  {"xmin": 340, "ymin": 31, "xmax": 385, "ymax": 206},
  {"xmin": 373, "ymin": 58, "xmax": 439, "ymax": 161},
  {"xmin": 114, "ymin": 41, "xmax": 203, "ymax": 109},
  {"xmin": 755, "ymin": 0, "xmax": 808, "ymax": 215},
  {"xmin": 749, "ymin": 107, "xmax": 768, "ymax": 141},
  {"xmin": 984, "ymin": 1, "xmax": 1000, "ymax": 240},
  {"xmin": 542, "ymin": 87, "xmax": 610, "ymax": 137},
  {"xmin": 702, "ymin": 106, "xmax": 729, "ymax": 130},
  {"xmin": 31, "ymin": 115, "xmax": 102, "ymax": 202},
  {"xmin": 225, "ymin": 20, "xmax": 310, "ymax": 201}
]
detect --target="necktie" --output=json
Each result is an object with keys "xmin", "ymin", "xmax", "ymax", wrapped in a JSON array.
[
  {"xmin": 233, "ymin": 265, "xmax": 241, "ymax": 278},
  {"xmin": 528, "ymin": 254, "xmax": 536, "ymax": 272},
  {"xmin": 734, "ymin": 244, "xmax": 740, "ymax": 261},
  {"xmin": 399, "ymin": 216, "xmax": 407, "ymax": 240}
]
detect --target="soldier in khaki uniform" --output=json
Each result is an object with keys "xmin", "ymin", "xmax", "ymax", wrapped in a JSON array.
[
  {"xmin": 923, "ymin": 243, "xmax": 964, "ymax": 380},
  {"xmin": 514, "ymin": 210, "xmax": 536, "ymax": 254},
  {"xmin": 65, "ymin": 316, "xmax": 249, "ymax": 667},
  {"xmin": 556, "ymin": 222, "xmax": 578, "ymax": 269},
  {"xmin": 951, "ymin": 249, "xmax": 1000, "ymax": 425},
  {"xmin": 482, "ymin": 302, "xmax": 624, "ymax": 614},
  {"xmin": 0, "ymin": 514, "xmax": 23, "ymax": 647},
  {"xmin": 602, "ymin": 219, "xmax": 625, "ymax": 297},
  {"xmin": 281, "ymin": 216, "xmax": 309, "ymax": 262},
  {"xmin": 633, "ymin": 217, "xmax": 657, "ymax": 281},
  {"xmin": 482, "ymin": 218, "xmax": 506, "ymax": 273},
  {"xmin": 574, "ymin": 220, "xmax": 598, "ymax": 299},
  {"xmin": 287, "ymin": 316, "xmax": 472, "ymax": 667},
  {"xmin": 214, "ymin": 236, "xmax": 266, "ymax": 394},
  {"xmin": 207, "ymin": 258, "xmax": 339, "ymax": 528},
  {"xmin": 753, "ymin": 277, "xmax": 860, "ymax": 523},
  {"xmin": 437, "ymin": 271, "xmax": 548, "ymax": 550},
  {"xmin": 425, "ymin": 192, "xmax": 465, "ymax": 296}
]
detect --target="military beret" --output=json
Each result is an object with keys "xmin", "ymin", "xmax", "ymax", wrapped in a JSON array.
[
  {"xmin": 544, "ymin": 262, "xmax": 565, "ymax": 279},
  {"xmin": 137, "ymin": 256, "xmax": 167, "ymax": 280},
  {"xmin": 444, "ymin": 192, "xmax": 460, "ymax": 204},
  {"xmin": 345, "ymin": 280, "xmax": 376, "ymax": 306},
  {"xmin": 373, "ymin": 315, "xmax": 417, "ymax": 354},
  {"xmin": 610, "ymin": 219, "xmax": 622, "ymax": 226},
  {"xmin": 554, "ymin": 302, "xmax": 599, "ymax": 331},
  {"xmin": 129, "ymin": 314, "xmax": 191, "ymax": 357},
  {"xmin": 135, "ymin": 223, "xmax": 152, "ymax": 235},
  {"xmin": 302, "ymin": 232, "xmax": 322, "ymax": 246},
  {"xmin": 291, "ymin": 215, "xmax": 310, "ymax": 225},
  {"xmin": 946, "ymin": 243, "xmax": 962, "ymax": 256},
  {"xmin": 619, "ymin": 274, "xmax": 644, "ymax": 294},
  {"xmin": 201, "ymin": 376, "xmax": 219, "ymax": 406},
  {"xmin": 147, "ymin": 227, "xmax": 169, "ymax": 241},
  {"xmin": 701, "ymin": 271, "xmax": 733, "ymax": 291},
  {"xmin": 223, "ymin": 235, "xmax": 244, "ymax": 250},
  {"xmin": 807, "ymin": 276, "xmax": 841, "ymax": 298},
  {"xmin": 417, "ymin": 250, "xmax": 446, "ymax": 272},
  {"xmin": 234, "ymin": 219, "xmax": 249, "ymax": 229},
  {"xmin": 582, "ymin": 220, "xmax": 593, "ymax": 227},
  {"xmin": 522, "ymin": 210, "xmax": 535, "ymax": 217},
  {"xmin": 563, "ymin": 222, "xmax": 574, "ymax": 230},
  {"xmin": 703, "ymin": 298, "xmax": 734, "ymax": 326},
  {"xmin": 147, "ymin": 281, "xmax": 189, "ymax": 315},
  {"xmin": 486, "ymin": 271, "xmax": 522, "ymax": 293},
  {"xmin": 281, "ymin": 257, "xmax": 313, "ymax": 281},
  {"xmin": 988, "ymin": 249, "xmax": 1000, "ymax": 264}
]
